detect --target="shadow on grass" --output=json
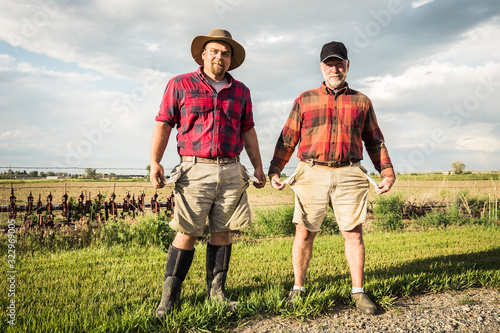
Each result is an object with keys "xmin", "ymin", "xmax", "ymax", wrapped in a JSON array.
[
  {"xmin": 180, "ymin": 245, "xmax": 500, "ymax": 312},
  {"xmin": 145, "ymin": 247, "xmax": 500, "ymax": 332},
  {"xmin": 310, "ymin": 247, "xmax": 500, "ymax": 303}
]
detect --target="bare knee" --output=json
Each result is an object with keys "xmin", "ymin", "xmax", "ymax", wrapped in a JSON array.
[
  {"xmin": 172, "ymin": 232, "xmax": 197, "ymax": 250},
  {"xmin": 295, "ymin": 224, "xmax": 317, "ymax": 243},
  {"xmin": 341, "ymin": 224, "xmax": 364, "ymax": 245}
]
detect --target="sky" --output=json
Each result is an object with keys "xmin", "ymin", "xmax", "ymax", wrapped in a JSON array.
[{"xmin": 1, "ymin": 0, "xmax": 499, "ymax": 176}]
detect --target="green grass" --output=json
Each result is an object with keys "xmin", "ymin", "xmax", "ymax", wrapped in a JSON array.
[
  {"xmin": 1, "ymin": 226, "xmax": 499, "ymax": 332},
  {"xmin": 393, "ymin": 173, "xmax": 500, "ymax": 181},
  {"xmin": 249, "ymin": 204, "xmax": 338, "ymax": 237}
]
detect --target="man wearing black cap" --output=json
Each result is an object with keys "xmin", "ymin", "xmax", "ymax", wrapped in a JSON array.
[
  {"xmin": 268, "ymin": 41, "xmax": 395, "ymax": 315},
  {"xmin": 150, "ymin": 28, "xmax": 266, "ymax": 320}
]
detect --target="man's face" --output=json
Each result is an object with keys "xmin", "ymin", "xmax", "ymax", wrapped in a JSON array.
[
  {"xmin": 320, "ymin": 57, "xmax": 349, "ymax": 90},
  {"xmin": 202, "ymin": 41, "xmax": 232, "ymax": 79}
]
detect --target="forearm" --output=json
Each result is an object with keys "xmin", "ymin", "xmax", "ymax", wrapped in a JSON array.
[
  {"xmin": 268, "ymin": 136, "xmax": 297, "ymax": 177},
  {"xmin": 242, "ymin": 127, "xmax": 263, "ymax": 171},
  {"xmin": 150, "ymin": 121, "xmax": 172, "ymax": 164},
  {"xmin": 365, "ymin": 140, "xmax": 394, "ymax": 178}
]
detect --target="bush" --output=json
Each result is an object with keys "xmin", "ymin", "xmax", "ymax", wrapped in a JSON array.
[
  {"xmin": 372, "ymin": 194, "xmax": 406, "ymax": 231},
  {"xmin": 4, "ymin": 214, "xmax": 175, "ymax": 253},
  {"xmin": 253, "ymin": 204, "xmax": 296, "ymax": 237},
  {"xmin": 99, "ymin": 214, "xmax": 174, "ymax": 249},
  {"xmin": 412, "ymin": 203, "xmax": 495, "ymax": 229},
  {"xmin": 252, "ymin": 205, "xmax": 339, "ymax": 237},
  {"xmin": 414, "ymin": 210, "xmax": 450, "ymax": 228},
  {"xmin": 456, "ymin": 193, "xmax": 499, "ymax": 220}
]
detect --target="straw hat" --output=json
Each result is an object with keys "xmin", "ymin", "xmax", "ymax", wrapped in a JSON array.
[{"xmin": 191, "ymin": 29, "xmax": 245, "ymax": 70}]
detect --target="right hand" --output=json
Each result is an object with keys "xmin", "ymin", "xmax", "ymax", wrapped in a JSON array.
[
  {"xmin": 269, "ymin": 173, "xmax": 286, "ymax": 190},
  {"xmin": 150, "ymin": 162, "xmax": 166, "ymax": 188}
]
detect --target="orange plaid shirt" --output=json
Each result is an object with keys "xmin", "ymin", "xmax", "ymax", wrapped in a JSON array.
[{"xmin": 269, "ymin": 82, "xmax": 395, "ymax": 178}]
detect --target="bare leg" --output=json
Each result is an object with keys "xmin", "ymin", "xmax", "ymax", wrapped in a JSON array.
[
  {"xmin": 209, "ymin": 231, "xmax": 231, "ymax": 246},
  {"xmin": 292, "ymin": 224, "xmax": 317, "ymax": 286},
  {"xmin": 341, "ymin": 224, "xmax": 364, "ymax": 288},
  {"xmin": 172, "ymin": 232, "xmax": 197, "ymax": 250}
]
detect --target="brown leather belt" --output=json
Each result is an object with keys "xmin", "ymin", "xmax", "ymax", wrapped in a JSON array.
[
  {"xmin": 300, "ymin": 159, "xmax": 356, "ymax": 168},
  {"xmin": 181, "ymin": 156, "xmax": 240, "ymax": 164}
]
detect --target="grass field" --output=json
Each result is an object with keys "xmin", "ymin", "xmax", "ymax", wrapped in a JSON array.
[
  {"xmin": 1, "ymin": 177, "xmax": 499, "ymax": 332},
  {"xmin": 1, "ymin": 227, "xmax": 498, "ymax": 332}
]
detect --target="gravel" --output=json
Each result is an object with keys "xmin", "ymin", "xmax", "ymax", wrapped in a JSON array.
[{"xmin": 231, "ymin": 288, "xmax": 500, "ymax": 333}]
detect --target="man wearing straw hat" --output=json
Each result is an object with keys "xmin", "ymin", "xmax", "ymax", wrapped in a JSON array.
[
  {"xmin": 150, "ymin": 29, "xmax": 266, "ymax": 320},
  {"xmin": 268, "ymin": 41, "xmax": 395, "ymax": 315}
]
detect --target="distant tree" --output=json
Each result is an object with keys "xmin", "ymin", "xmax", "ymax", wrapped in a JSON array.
[
  {"xmin": 85, "ymin": 168, "xmax": 98, "ymax": 179},
  {"xmin": 28, "ymin": 170, "xmax": 38, "ymax": 177},
  {"xmin": 452, "ymin": 161, "xmax": 465, "ymax": 174}
]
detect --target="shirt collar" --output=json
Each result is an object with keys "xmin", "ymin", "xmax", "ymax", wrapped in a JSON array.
[
  {"xmin": 321, "ymin": 81, "xmax": 349, "ymax": 96},
  {"xmin": 197, "ymin": 66, "xmax": 233, "ymax": 85}
]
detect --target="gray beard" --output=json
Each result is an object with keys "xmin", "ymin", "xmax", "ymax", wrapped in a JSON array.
[{"xmin": 325, "ymin": 77, "xmax": 345, "ymax": 90}]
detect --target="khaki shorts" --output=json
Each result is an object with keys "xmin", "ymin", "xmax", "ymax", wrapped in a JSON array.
[
  {"xmin": 290, "ymin": 161, "xmax": 369, "ymax": 232},
  {"xmin": 168, "ymin": 161, "xmax": 252, "ymax": 237}
]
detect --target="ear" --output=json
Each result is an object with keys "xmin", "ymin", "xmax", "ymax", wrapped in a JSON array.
[{"xmin": 346, "ymin": 60, "xmax": 350, "ymax": 71}]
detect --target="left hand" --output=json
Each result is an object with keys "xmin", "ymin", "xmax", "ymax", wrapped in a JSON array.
[
  {"xmin": 375, "ymin": 177, "xmax": 395, "ymax": 194},
  {"xmin": 252, "ymin": 168, "xmax": 266, "ymax": 189}
]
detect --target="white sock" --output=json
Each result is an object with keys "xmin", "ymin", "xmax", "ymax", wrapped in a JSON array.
[
  {"xmin": 293, "ymin": 285, "xmax": 306, "ymax": 292},
  {"xmin": 352, "ymin": 287, "xmax": 364, "ymax": 294}
]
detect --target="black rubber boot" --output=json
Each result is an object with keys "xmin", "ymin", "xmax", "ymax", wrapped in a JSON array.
[
  {"xmin": 156, "ymin": 245, "xmax": 194, "ymax": 321},
  {"xmin": 206, "ymin": 243, "xmax": 238, "ymax": 311}
]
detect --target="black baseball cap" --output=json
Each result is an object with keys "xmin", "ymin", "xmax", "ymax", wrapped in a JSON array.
[{"xmin": 320, "ymin": 41, "xmax": 348, "ymax": 62}]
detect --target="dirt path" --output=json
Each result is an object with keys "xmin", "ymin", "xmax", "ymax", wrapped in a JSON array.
[{"xmin": 231, "ymin": 288, "xmax": 500, "ymax": 332}]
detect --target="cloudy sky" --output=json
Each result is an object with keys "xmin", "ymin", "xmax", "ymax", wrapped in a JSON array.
[{"xmin": 1, "ymin": 0, "xmax": 499, "ymax": 175}]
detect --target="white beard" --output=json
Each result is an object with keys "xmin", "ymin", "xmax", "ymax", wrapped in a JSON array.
[{"xmin": 325, "ymin": 75, "xmax": 346, "ymax": 90}]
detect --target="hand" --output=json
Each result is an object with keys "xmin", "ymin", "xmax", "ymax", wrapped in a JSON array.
[
  {"xmin": 252, "ymin": 168, "xmax": 267, "ymax": 189},
  {"xmin": 150, "ymin": 162, "xmax": 166, "ymax": 188},
  {"xmin": 375, "ymin": 177, "xmax": 395, "ymax": 194},
  {"xmin": 269, "ymin": 173, "xmax": 286, "ymax": 190}
]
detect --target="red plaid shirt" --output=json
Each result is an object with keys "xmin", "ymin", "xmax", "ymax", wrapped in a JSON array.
[
  {"xmin": 155, "ymin": 67, "xmax": 254, "ymax": 157},
  {"xmin": 270, "ymin": 82, "xmax": 395, "ymax": 178}
]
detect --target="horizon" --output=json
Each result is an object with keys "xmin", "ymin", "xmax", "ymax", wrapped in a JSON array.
[{"xmin": 1, "ymin": 0, "xmax": 500, "ymax": 174}]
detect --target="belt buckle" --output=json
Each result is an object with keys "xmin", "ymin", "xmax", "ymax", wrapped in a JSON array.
[
  {"xmin": 216, "ymin": 156, "xmax": 231, "ymax": 164},
  {"xmin": 328, "ymin": 161, "xmax": 339, "ymax": 167}
]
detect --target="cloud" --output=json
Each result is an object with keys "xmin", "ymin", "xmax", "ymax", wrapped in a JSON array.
[
  {"xmin": 0, "ymin": 0, "xmax": 499, "ymax": 173},
  {"xmin": 411, "ymin": 0, "xmax": 435, "ymax": 9},
  {"xmin": 145, "ymin": 42, "xmax": 160, "ymax": 52}
]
